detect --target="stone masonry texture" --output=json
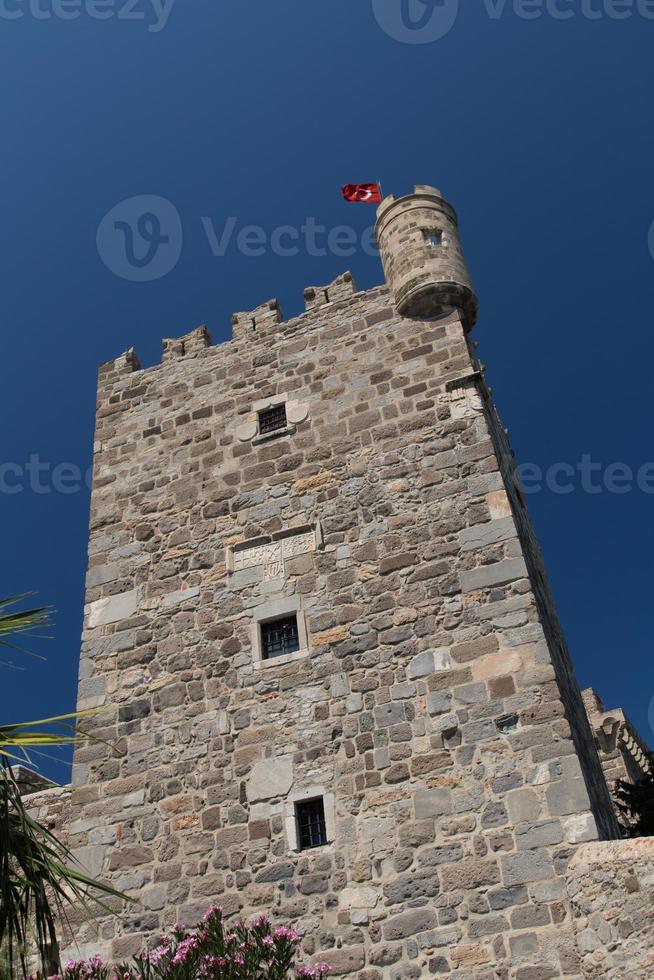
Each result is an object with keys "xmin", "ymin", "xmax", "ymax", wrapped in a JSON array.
[
  {"xmin": 32, "ymin": 187, "xmax": 653, "ymax": 978},
  {"xmin": 581, "ymin": 687, "xmax": 653, "ymax": 827}
]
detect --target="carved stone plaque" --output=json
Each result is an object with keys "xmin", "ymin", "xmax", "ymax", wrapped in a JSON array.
[{"xmin": 230, "ymin": 528, "xmax": 317, "ymax": 576}]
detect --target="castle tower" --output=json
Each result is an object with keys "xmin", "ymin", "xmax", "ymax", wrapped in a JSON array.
[
  {"xmin": 64, "ymin": 186, "xmax": 622, "ymax": 978},
  {"xmin": 375, "ymin": 184, "xmax": 478, "ymax": 328}
]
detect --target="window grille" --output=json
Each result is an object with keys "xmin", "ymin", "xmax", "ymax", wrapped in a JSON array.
[
  {"xmin": 296, "ymin": 798, "xmax": 328, "ymax": 849},
  {"xmin": 258, "ymin": 403, "xmax": 287, "ymax": 435},
  {"xmin": 260, "ymin": 615, "xmax": 300, "ymax": 660}
]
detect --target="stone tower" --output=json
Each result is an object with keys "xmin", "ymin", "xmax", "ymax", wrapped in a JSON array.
[
  {"xmin": 375, "ymin": 184, "xmax": 478, "ymax": 328},
  {"xmin": 65, "ymin": 185, "xmax": 625, "ymax": 978}
]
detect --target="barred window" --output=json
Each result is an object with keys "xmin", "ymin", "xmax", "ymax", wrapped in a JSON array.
[
  {"xmin": 296, "ymin": 798, "xmax": 328, "ymax": 849},
  {"xmin": 260, "ymin": 615, "xmax": 300, "ymax": 660},
  {"xmin": 258, "ymin": 403, "xmax": 287, "ymax": 435}
]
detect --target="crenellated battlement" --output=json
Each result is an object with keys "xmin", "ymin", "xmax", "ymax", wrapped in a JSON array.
[
  {"xmin": 96, "ymin": 178, "xmax": 481, "ymax": 384},
  {"xmin": 96, "ymin": 271, "xmax": 378, "ymax": 385},
  {"xmin": 231, "ymin": 298, "xmax": 283, "ymax": 342},
  {"xmin": 303, "ymin": 271, "xmax": 356, "ymax": 311},
  {"xmin": 98, "ymin": 346, "xmax": 141, "ymax": 383},
  {"xmin": 162, "ymin": 325, "xmax": 212, "ymax": 363}
]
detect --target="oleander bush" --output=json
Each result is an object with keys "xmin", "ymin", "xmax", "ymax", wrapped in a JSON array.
[{"xmin": 37, "ymin": 906, "xmax": 329, "ymax": 980}]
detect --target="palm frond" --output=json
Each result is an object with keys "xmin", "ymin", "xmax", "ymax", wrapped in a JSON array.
[
  {"xmin": 0, "ymin": 595, "xmax": 53, "ymax": 644},
  {"xmin": 0, "ymin": 597, "xmax": 129, "ymax": 975}
]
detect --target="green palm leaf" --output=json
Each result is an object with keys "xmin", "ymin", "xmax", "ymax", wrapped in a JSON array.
[{"xmin": 0, "ymin": 598, "xmax": 129, "ymax": 977}]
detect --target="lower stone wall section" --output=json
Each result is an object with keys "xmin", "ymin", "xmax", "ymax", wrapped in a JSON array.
[
  {"xmin": 18, "ymin": 783, "xmax": 654, "ymax": 978},
  {"xmin": 24, "ymin": 783, "xmax": 72, "ymax": 840},
  {"xmin": 566, "ymin": 837, "xmax": 654, "ymax": 980}
]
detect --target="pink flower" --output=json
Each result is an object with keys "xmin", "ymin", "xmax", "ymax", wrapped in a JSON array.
[
  {"xmin": 203, "ymin": 903, "xmax": 223, "ymax": 921},
  {"xmin": 250, "ymin": 914, "xmax": 270, "ymax": 928},
  {"xmin": 171, "ymin": 934, "xmax": 199, "ymax": 965},
  {"xmin": 274, "ymin": 925, "xmax": 302, "ymax": 942}
]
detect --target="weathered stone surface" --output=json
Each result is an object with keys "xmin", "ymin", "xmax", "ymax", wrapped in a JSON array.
[
  {"xmin": 246, "ymin": 758, "xmax": 293, "ymax": 802},
  {"xmin": 87, "ymin": 590, "xmax": 138, "ymax": 627},
  {"xmin": 501, "ymin": 851, "xmax": 555, "ymax": 886},
  {"xmin": 312, "ymin": 946, "xmax": 365, "ymax": 975},
  {"xmin": 546, "ymin": 778, "xmax": 591, "ymax": 817},
  {"xmin": 460, "ymin": 558, "xmax": 528, "ymax": 593},
  {"xmin": 383, "ymin": 870, "xmax": 439, "ymax": 904},
  {"xmin": 382, "ymin": 909, "xmax": 438, "ymax": 941},
  {"xmin": 459, "ymin": 517, "xmax": 516, "ymax": 552},
  {"xmin": 414, "ymin": 788, "xmax": 453, "ymax": 819},
  {"xmin": 440, "ymin": 859, "xmax": 500, "ymax": 891}
]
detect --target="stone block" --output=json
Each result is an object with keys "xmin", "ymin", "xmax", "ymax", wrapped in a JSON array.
[
  {"xmin": 545, "ymin": 778, "xmax": 591, "ymax": 817},
  {"xmin": 414, "ymin": 788, "xmax": 453, "ymax": 819},
  {"xmin": 86, "ymin": 563, "xmax": 121, "ymax": 588},
  {"xmin": 427, "ymin": 691, "xmax": 452, "ymax": 715},
  {"xmin": 515, "ymin": 819, "xmax": 563, "ymax": 850},
  {"xmin": 459, "ymin": 517, "xmax": 516, "ymax": 552},
  {"xmin": 507, "ymin": 788, "xmax": 542, "ymax": 824},
  {"xmin": 562, "ymin": 812, "xmax": 597, "ymax": 843},
  {"xmin": 374, "ymin": 703, "xmax": 406, "ymax": 728},
  {"xmin": 246, "ymin": 757, "xmax": 293, "ymax": 802},
  {"xmin": 339, "ymin": 885, "xmax": 379, "ymax": 910},
  {"xmin": 501, "ymin": 851, "xmax": 555, "ymax": 886},
  {"xmin": 408, "ymin": 650, "xmax": 434, "ymax": 678},
  {"xmin": 87, "ymin": 589, "xmax": 138, "ymax": 627},
  {"xmin": 440, "ymin": 859, "xmax": 500, "ymax": 891},
  {"xmin": 383, "ymin": 871, "xmax": 439, "ymax": 904},
  {"xmin": 382, "ymin": 909, "xmax": 438, "ymax": 941},
  {"xmin": 460, "ymin": 558, "xmax": 528, "ymax": 593},
  {"xmin": 473, "ymin": 648, "xmax": 523, "ymax": 682},
  {"xmin": 311, "ymin": 946, "xmax": 365, "ymax": 975}
]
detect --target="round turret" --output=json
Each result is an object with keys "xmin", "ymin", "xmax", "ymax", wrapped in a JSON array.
[{"xmin": 375, "ymin": 184, "xmax": 478, "ymax": 329}]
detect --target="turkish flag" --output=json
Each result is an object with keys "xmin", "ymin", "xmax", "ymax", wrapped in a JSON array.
[{"xmin": 342, "ymin": 183, "xmax": 382, "ymax": 204}]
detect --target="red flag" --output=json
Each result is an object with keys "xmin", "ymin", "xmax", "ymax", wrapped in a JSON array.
[{"xmin": 342, "ymin": 182, "xmax": 382, "ymax": 204}]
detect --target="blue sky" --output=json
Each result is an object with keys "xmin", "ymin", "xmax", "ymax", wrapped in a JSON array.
[{"xmin": 1, "ymin": 1, "xmax": 653, "ymax": 782}]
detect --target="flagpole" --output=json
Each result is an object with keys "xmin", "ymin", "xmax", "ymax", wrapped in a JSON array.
[{"xmin": 377, "ymin": 178, "xmax": 384, "ymax": 200}]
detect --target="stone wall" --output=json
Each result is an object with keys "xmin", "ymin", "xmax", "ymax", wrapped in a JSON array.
[
  {"xmin": 581, "ymin": 688, "xmax": 653, "ymax": 807},
  {"xmin": 474, "ymin": 384, "xmax": 619, "ymax": 843},
  {"xmin": 566, "ymin": 837, "xmax": 654, "ymax": 979},
  {"xmin": 55, "ymin": 252, "xmax": 628, "ymax": 978},
  {"xmin": 23, "ymin": 782, "xmax": 72, "ymax": 838}
]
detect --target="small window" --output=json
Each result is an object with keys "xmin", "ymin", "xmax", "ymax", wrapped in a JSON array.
[
  {"xmin": 424, "ymin": 229, "xmax": 442, "ymax": 248},
  {"xmin": 258, "ymin": 403, "xmax": 287, "ymax": 435},
  {"xmin": 261, "ymin": 615, "xmax": 300, "ymax": 660},
  {"xmin": 296, "ymin": 797, "xmax": 328, "ymax": 850}
]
